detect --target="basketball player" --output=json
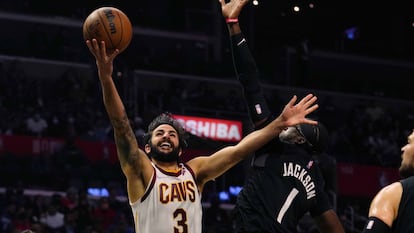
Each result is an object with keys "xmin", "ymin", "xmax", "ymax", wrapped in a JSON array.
[
  {"xmin": 361, "ymin": 129, "xmax": 414, "ymax": 233},
  {"xmin": 85, "ymin": 38, "xmax": 319, "ymax": 233},
  {"xmin": 219, "ymin": 0, "xmax": 345, "ymax": 232}
]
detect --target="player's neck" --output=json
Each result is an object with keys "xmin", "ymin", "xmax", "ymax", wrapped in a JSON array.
[{"xmin": 153, "ymin": 160, "xmax": 180, "ymax": 171}]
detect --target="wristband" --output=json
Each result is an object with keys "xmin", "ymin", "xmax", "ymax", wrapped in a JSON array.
[{"xmin": 226, "ymin": 18, "xmax": 238, "ymax": 24}]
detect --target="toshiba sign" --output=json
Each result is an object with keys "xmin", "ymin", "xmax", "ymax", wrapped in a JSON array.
[{"xmin": 173, "ymin": 114, "xmax": 243, "ymax": 142}]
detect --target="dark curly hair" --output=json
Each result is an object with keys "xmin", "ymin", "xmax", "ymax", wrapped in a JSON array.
[{"xmin": 144, "ymin": 112, "xmax": 188, "ymax": 149}]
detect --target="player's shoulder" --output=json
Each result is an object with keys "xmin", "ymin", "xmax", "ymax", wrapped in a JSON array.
[
  {"xmin": 379, "ymin": 182, "xmax": 402, "ymax": 195},
  {"xmin": 368, "ymin": 181, "xmax": 403, "ymax": 226},
  {"xmin": 372, "ymin": 181, "xmax": 402, "ymax": 205}
]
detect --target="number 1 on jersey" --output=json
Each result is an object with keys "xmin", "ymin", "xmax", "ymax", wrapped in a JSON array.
[{"xmin": 276, "ymin": 188, "xmax": 299, "ymax": 223}]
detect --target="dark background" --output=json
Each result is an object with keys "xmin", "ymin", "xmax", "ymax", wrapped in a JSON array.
[{"xmin": 2, "ymin": 0, "xmax": 414, "ymax": 99}]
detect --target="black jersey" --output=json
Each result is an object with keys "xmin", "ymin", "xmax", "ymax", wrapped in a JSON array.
[
  {"xmin": 392, "ymin": 176, "xmax": 414, "ymax": 233},
  {"xmin": 233, "ymin": 144, "xmax": 332, "ymax": 233}
]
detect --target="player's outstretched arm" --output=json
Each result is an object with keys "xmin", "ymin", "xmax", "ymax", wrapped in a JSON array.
[
  {"xmin": 189, "ymin": 94, "xmax": 318, "ymax": 188},
  {"xmin": 86, "ymin": 39, "xmax": 152, "ymax": 202}
]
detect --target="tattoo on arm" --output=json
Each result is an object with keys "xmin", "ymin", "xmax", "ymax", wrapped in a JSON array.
[{"xmin": 110, "ymin": 110, "xmax": 138, "ymax": 167}]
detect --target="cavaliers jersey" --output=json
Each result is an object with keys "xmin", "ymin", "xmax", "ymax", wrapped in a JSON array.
[
  {"xmin": 130, "ymin": 163, "xmax": 202, "ymax": 233},
  {"xmin": 391, "ymin": 176, "xmax": 414, "ymax": 233},
  {"xmin": 233, "ymin": 144, "xmax": 332, "ymax": 233}
]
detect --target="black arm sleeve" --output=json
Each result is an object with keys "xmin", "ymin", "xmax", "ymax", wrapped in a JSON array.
[
  {"xmin": 230, "ymin": 33, "xmax": 271, "ymax": 126},
  {"xmin": 361, "ymin": 217, "xmax": 391, "ymax": 233}
]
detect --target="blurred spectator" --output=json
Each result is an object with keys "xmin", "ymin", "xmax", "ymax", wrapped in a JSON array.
[
  {"xmin": 105, "ymin": 185, "xmax": 124, "ymax": 212},
  {"xmin": 63, "ymin": 208, "xmax": 78, "ymax": 233},
  {"xmin": 39, "ymin": 203, "xmax": 65, "ymax": 232},
  {"xmin": 64, "ymin": 114, "xmax": 78, "ymax": 139},
  {"xmin": 0, "ymin": 203, "xmax": 15, "ymax": 233},
  {"xmin": 25, "ymin": 111, "xmax": 48, "ymax": 137},
  {"xmin": 12, "ymin": 205, "xmax": 32, "ymax": 232},
  {"xmin": 109, "ymin": 211, "xmax": 134, "ymax": 233},
  {"xmin": 60, "ymin": 187, "xmax": 78, "ymax": 213},
  {"xmin": 88, "ymin": 117, "xmax": 111, "ymax": 141},
  {"xmin": 47, "ymin": 114, "xmax": 64, "ymax": 138},
  {"xmin": 92, "ymin": 197, "xmax": 116, "ymax": 232},
  {"xmin": 30, "ymin": 195, "xmax": 48, "ymax": 225},
  {"xmin": 74, "ymin": 188, "xmax": 94, "ymax": 231}
]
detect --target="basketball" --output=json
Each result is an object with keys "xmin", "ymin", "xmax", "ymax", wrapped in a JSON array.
[{"xmin": 83, "ymin": 7, "xmax": 133, "ymax": 54}]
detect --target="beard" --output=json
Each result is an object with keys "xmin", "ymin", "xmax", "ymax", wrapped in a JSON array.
[
  {"xmin": 148, "ymin": 143, "xmax": 180, "ymax": 162},
  {"xmin": 399, "ymin": 164, "xmax": 414, "ymax": 178}
]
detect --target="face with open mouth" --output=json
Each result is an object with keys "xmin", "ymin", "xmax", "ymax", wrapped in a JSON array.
[{"xmin": 146, "ymin": 124, "xmax": 182, "ymax": 162}]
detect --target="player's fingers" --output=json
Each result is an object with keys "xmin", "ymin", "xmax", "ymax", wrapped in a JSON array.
[
  {"xmin": 218, "ymin": 0, "xmax": 225, "ymax": 7},
  {"xmin": 304, "ymin": 118, "xmax": 318, "ymax": 125},
  {"xmin": 91, "ymin": 39, "xmax": 100, "ymax": 49},
  {"xmin": 298, "ymin": 94, "xmax": 315, "ymax": 105},
  {"xmin": 286, "ymin": 95, "xmax": 298, "ymax": 107},
  {"xmin": 85, "ymin": 40, "xmax": 93, "ymax": 52},
  {"xmin": 86, "ymin": 39, "xmax": 100, "ymax": 57},
  {"xmin": 305, "ymin": 104, "xmax": 319, "ymax": 116},
  {"xmin": 300, "ymin": 94, "xmax": 317, "ymax": 108},
  {"xmin": 109, "ymin": 49, "xmax": 120, "ymax": 61},
  {"xmin": 99, "ymin": 41, "xmax": 107, "ymax": 57},
  {"xmin": 240, "ymin": 0, "xmax": 249, "ymax": 7}
]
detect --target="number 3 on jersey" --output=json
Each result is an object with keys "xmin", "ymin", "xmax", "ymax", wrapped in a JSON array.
[{"xmin": 174, "ymin": 208, "xmax": 188, "ymax": 233}]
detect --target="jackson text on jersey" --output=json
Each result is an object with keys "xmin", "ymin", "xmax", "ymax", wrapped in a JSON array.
[{"xmin": 282, "ymin": 162, "xmax": 316, "ymax": 199}]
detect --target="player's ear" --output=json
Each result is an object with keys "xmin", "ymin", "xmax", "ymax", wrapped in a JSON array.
[{"xmin": 144, "ymin": 144, "xmax": 151, "ymax": 153}]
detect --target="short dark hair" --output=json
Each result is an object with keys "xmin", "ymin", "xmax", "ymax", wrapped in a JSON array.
[{"xmin": 144, "ymin": 113, "xmax": 188, "ymax": 148}]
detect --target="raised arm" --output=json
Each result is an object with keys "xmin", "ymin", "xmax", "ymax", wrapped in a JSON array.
[
  {"xmin": 220, "ymin": 0, "xmax": 271, "ymax": 128},
  {"xmin": 188, "ymin": 94, "xmax": 318, "ymax": 189},
  {"xmin": 86, "ymin": 39, "xmax": 153, "ymax": 202}
]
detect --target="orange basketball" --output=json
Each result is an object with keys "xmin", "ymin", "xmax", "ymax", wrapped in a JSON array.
[{"xmin": 83, "ymin": 7, "xmax": 133, "ymax": 54}]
